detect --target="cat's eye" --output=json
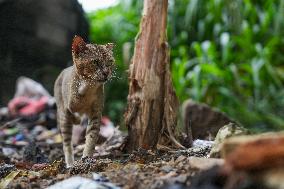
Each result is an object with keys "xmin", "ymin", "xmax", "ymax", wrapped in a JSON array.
[
  {"xmin": 105, "ymin": 61, "xmax": 112, "ymax": 66},
  {"xmin": 105, "ymin": 58, "xmax": 114, "ymax": 66}
]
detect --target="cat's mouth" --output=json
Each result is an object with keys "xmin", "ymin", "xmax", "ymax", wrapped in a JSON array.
[
  {"xmin": 96, "ymin": 72, "xmax": 111, "ymax": 82},
  {"xmin": 96, "ymin": 75, "xmax": 109, "ymax": 82},
  {"xmin": 81, "ymin": 75, "xmax": 108, "ymax": 83},
  {"xmin": 97, "ymin": 78, "xmax": 108, "ymax": 82}
]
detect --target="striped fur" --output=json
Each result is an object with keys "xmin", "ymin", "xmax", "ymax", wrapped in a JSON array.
[{"xmin": 54, "ymin": 36, "xmax": 114, "ymax": 167}]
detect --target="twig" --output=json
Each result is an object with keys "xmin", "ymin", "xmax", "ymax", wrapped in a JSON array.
[
  {"xmin": 157, "ymin": 144, "xmax": 174, "ymax": 151},
  {"xmin": 0, "ymin": 118, "xmax": 23, "ymax": 129},
  {"xmin": 166, "ymin": 123, "xmax": 186, "ymax": 149}
]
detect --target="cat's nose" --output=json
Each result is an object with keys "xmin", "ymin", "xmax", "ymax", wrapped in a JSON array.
[
  {"xmin": 101, "ymin": 71, "xmax": 109, "ymax": 81},
  {"xmin": 103, "ymin": 69, "xmax": 110, "ymax": 77}
]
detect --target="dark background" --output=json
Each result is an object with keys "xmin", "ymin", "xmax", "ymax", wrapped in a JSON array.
[{"xmin": 0, "ymin": 0, "xmax": 88, "ymax": 104}]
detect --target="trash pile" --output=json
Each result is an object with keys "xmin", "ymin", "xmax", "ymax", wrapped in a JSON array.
[
  {"xmin": 0, "ymin": 77, "xmax": 57, "ymax": 147},
  {"xmin": 0, "ymin": 77, "xmax": 126, "ymax": 188}
]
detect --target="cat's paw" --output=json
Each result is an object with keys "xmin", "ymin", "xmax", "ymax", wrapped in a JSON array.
[{"xmin": 65, "ymin": 156, "xmax": 74, "ymax": 168}]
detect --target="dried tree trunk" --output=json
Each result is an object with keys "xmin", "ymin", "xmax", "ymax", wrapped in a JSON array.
[{"xmin": 124, "ymin": 0, "xmax": 180, "ymax": 151}]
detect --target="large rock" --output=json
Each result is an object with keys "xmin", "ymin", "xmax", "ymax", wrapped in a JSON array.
[
  {"xmin": 222, "ymin": 131, "xmax": 284, "ymax": 159},
  {"xmin": 182, "ymin": 99, "xmax": 236, "ymax": 147},
  {"xmin": 223, "ymin": 132, "xmax": 284, "ymax": 171},
  {"xmin": 222, "ymin": 132, "xmax": 284, "ymax": 189},
  {"xmin": 0, "ymin": 0, "xmax": 89, "ymax": 105}
]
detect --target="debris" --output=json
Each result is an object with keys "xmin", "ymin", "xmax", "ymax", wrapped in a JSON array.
[
  {"xmin": 0, "ymin": 118, "xmax": 22, "ymax": 130},
  {"xmin": 0, "ymin": 163, "xmax": 15, "ymax": 178},
  {"xmin": 69, "ymin": 157, "xmax": 110, "ymax": 175},
  {"xmin": 48, "ymin": 146, "xmax": 64, "ymax": 162},
  {"xmin": 39, "ymin": 160, "xmax": 64, "ymax": 178},
  {"xmin": 13, "ymin": 76, "xmax": 52, "ymax": 99},
  {"xmin": 193, "ymin": 139, "xmax": 214, "ymax": 148},
  {"xmin": 100, "ymin": 117, "xmax": 115, "ymax": 139},
  {"xmin": 23, "ymin": 141, "xmax": 49, "ymax": 164},
  {"xmin": 0, "ymin": 149, "xmax": 11, "ymax": 163},
  {"xmin": 94, "ymin": 126, "xmax": 126, "ymax": 157},
  {"xmin": 6, "ymin": 76, "xmax": 54, "ymax": 117},
  {"xmin": 92, "ymin": 173, "xmax": 121, "ymax": 189},
  {"xmin": 0, "ymin": 170, "xmax": 20, "ymax": 188},
  {"xmin": 2, "ymin": 147, "xmax": 17, "ymax": 157},
  {"xmin": 8, "ymin": 96, "xmax": 50, "ymax": 117},
  {"xmin": 47, "ymin": 174, "xmax": 120, "ymax": 189},
  {"xmin": 0, "ymin": 108, "xmax": 9, "ymax": 122},
  {"xmin": 31, "ymin": 163, "xmax": 49, "ymax": 171},
  {"xmin": 36, "ymin": 129, "xmax": 58, "ymax": 141},
  {"xmin": 168, "ymin": 144, "xmax": 212, "ymax": 157}
]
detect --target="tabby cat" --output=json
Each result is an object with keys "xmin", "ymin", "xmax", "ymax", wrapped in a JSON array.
[{"xmin": 54, "ymin": 36, "xmax": 114, "ymax": 167}]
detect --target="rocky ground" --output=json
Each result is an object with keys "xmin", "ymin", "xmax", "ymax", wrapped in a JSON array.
[
  {"xmin": 0, "ymin": 142, "xmax": 215, "ymax": 189},
  {"xmin": 0, "ymin": 98, "xmax": 283, "ymax": 189},
  {"xmin": 2, "ymin": 130, "xmax": 284, "ymax": 189}
]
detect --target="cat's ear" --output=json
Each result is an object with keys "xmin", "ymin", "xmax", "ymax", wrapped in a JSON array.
[
  {"xmin": 105, "ymin": 43, "xmax": 114, "ymax": 51},
  {"xmin": 72, "ymin": 35, "xmax": 87, "ymax": 56}
]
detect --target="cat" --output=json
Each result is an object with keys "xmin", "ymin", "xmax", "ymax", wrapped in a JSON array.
[{"xmin": 54, "ymin": 35, "xmax": 114, "ymax": 167}]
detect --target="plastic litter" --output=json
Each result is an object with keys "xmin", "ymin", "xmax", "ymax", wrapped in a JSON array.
[
  {"xmin": 193, "ymin": 139, "xmax": 214, "ymax": 148},
  {"xmin": 47, "ymin": 173, "xmax": 120, "ymax": 189}
]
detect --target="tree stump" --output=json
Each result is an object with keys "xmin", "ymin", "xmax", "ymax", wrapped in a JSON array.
[{"xmin": 124, "ymin": 0, "xmax": 179, "ymax": 151}]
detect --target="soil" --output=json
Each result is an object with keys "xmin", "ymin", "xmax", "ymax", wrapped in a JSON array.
[{"xmin": 2, "ymin": 144, "xmax": 212, "ymax": 189}]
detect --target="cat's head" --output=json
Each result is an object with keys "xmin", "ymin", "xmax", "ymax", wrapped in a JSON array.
[{"xmin": 72, "ymin": 35, "xmax": 115, "ymax": 82}]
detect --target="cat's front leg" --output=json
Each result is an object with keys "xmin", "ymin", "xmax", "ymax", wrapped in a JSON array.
[
  {"xmin": 59, "ymin": 109, "xmax": 74, "ymax": 167},
  {"xmin": 82, "ymin": 112, "xmax": 101, "ymax": 157}
]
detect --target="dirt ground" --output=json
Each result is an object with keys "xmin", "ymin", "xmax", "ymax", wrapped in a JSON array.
[{"xmin": 1, "ymin": 144, "xmax": 212, "ymax": 189}]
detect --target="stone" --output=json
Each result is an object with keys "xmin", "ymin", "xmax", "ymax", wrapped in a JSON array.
[
  {"xmin": 222, "ymin": 131, "xmax": 284, "ymax": 159},
  {"xmin": 182, "ymin": 100, "xmax": 235, "ymax": 141},
  {"xmin": 174, "ymin": 155, "xmax": 187, "ymax": 164},
  {"xmin": 188, "ymin": 157, "xmax": 224, "ymax": 171},
  {"xmin": 224, "ymin": 132, "xmax": 284, "ymax": 171},
  {"xmin": 209, "ymin": 123, "xmax": 248, "ymax": 158},
  {"xmin": 160, "ymin": 165, "xmax": 174, "ymax": 173}
]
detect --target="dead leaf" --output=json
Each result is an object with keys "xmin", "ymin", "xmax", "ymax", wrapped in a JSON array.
[{"xmin": 0, "ymin": 170, "xmax": 20, "ymax": 188}]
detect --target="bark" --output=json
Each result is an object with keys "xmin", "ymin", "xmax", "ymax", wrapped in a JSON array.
[{"xmin": 124, "ymin": 0, "xmax": 180, "ymax": 151}]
